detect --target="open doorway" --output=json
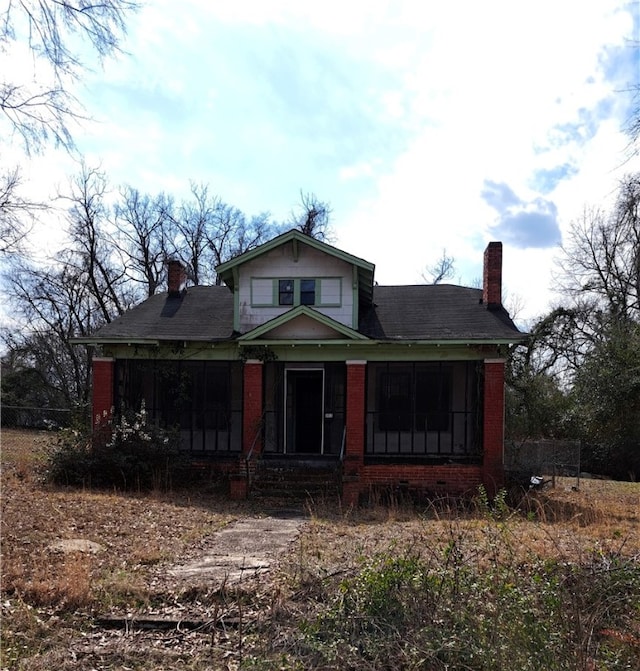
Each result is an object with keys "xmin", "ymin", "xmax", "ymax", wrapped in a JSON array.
[{"xmin": 285, "ymin": 369, "xmax": 324, "ymax": 454}]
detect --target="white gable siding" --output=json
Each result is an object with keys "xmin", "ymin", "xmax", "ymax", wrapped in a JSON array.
[{"xmin": 238, "ymin": 242, "xmax": 354, "ymax": 333}]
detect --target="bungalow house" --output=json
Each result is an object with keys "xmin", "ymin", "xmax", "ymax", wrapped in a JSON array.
[{"xmin": 83, "ymin": 230, "xmax": 524, "ymax": 503}]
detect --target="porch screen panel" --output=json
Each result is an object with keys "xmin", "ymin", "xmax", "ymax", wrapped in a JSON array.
[
  {"xmin": 324, "ymin": 363, "xmax": 346, "ymax": 455},
  {"xmin": 378, "ymin": 368, "xmax": 412, "ymax": 432},
  {"xmin": 115, "ymin": 360, "xmax": 241, "ymax": 453},
  {"xmin": 263, "ymin": 362, "xmax": 284, "ymax": 453},
  {"xmin": 415, "ymin": 366, "xmax": 451, "ymax": 433},
  {"xmin": 366, "ymin": 361, "xmax": 479, "ymax": 459}
]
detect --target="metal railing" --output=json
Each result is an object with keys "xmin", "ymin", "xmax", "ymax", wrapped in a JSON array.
[
  {"xmin": 261, "ymin": 410, "xmax": 345, "ymax": 455},
  {"xmin": 365, "ymin": 409, "xmax": 481, "ymax": 457}
]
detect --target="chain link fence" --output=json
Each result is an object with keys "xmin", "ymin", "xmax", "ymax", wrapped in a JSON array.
[
  {"xmin": 1, "ymin": 405, "xmax": 89, "ymax": 430},
  {"xmin": 505, "ymin": 439, "xmax": 582, "ymax": 489}
]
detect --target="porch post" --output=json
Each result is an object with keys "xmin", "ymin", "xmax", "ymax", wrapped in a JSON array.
[
  {"xmin": 344, "ymin": 360, "xmax": 366, "ymax": 505},
  {"xmin": 483, "ymin": 358, "xmax": 506, "ymax": 494},
  {"xmin": 242, "ymin": 359, "xmax": 264, "ymax": 457},
  {"xmin": 92, "ymin": 357, "xmax": 115, "ymax": 430}
]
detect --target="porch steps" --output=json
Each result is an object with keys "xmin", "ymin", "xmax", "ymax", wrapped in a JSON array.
[{"xmin": 249, "ymin": 459, "xmax": 341, "ymax": 501}]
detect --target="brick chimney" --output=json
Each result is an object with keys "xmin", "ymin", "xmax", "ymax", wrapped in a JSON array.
[
  {"xmin": 482, "ymin": 242, "xmax": 502, "ymax": 309},
  {"xmin": 167, "ymin": 259, "xmax": 187, "ymax": 296}
]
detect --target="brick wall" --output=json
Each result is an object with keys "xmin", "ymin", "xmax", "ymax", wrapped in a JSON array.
[
  {"xmin": 483, "ymin": 359, "xmax": 505, "ymax": 493},
  {"xmin": 242, "ymin": 360, "xmax": 263, "ymax": 456},
  {"xmin": 92, "ymin": 357, "xmax": 115, "ymax": 429}
]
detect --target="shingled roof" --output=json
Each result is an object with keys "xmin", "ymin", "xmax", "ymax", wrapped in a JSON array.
[
  {"xmin": 86, "ymin": 283, "xmax": 523, "ymax": 344},
  {"xmin": 359, "ymin": 285, "xmax": 522, "ymax": 341},
  {"xmin": 88, "ymin": 286, "xmax": 235, "ymax": 342}
]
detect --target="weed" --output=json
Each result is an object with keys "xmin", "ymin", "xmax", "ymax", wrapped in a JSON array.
[{"xmin": 4, "ymin": 552, "xmax": 93, "ymax": 611}]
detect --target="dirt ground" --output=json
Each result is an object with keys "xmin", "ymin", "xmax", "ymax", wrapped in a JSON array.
[{"xmin": 1, "ymin": 428, "xmax": 639, "ymax": 670}]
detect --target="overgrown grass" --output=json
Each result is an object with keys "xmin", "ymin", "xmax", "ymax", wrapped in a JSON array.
[
  {"xmin": 2, "ymin": 430, "xmax": 639, "ymax": 670},
  {"xmin": 242, "ymin": 490, "xmax": 640, "ymax": 670}
]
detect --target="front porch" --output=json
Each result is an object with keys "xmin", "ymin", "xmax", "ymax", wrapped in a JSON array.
[{"xmin": 101, "ymin": 354, "xmax": 505, "ymax": 502}]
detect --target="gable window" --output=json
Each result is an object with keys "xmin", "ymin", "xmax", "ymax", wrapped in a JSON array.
[
  {"xmin": 252, "ymin": 277, "xmax": 338, "ymax": 308},
  {"xmin": 279, "ymin": 279, "xmax": 294, "ymax": 305},
  {"xmin": 300, "ymin": 279, "xmax": 316, "ymax": 305}
]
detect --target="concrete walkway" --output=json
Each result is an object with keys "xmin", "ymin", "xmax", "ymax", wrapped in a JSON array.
[{"xmin": 168, "ymin": 511, "xmax": 307, "ymax": 584}]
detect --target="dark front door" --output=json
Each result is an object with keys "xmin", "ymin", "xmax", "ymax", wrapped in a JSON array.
[{"xmin": 286, "ymin": 369, "xmax": 324, "ymax": 454}]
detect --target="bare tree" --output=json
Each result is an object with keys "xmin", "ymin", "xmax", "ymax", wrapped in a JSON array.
[
  {"xmin": 172, "ymin": 183, "xmax": 273, "ymax": 286},
  {"xmin": 3, "ymin": 257, "xmax": 99, "ymax": 408},
  {"xmin": 288, "ymin": 191, "xmax": 333, "ymax": 241},
  {"xmin": 510, "ymin": 173, "xmax": 640, "ymax": 476},
  {"xmin": 556, "ymin": 175, "xmax": 640, "ymax": 322},
  {"xmin": 422, "ymin": 249, "xmax": 455, "ymax": 285},
  {"xmin": 1, "ymin": 0, "xmax": 138, "ymax": 152},
  {"xmin": 0, "ymin": 166, "xmax": 47, "ymax": 255},
  {"xmin": 113, "ymin": 186, "xmax": 175, "ymax": 298},
  {"xmin": 172, "ymin": 182, "xmax": 220, "ymax": 286},
  {"xmin": 58, "ymin": 165, "xmax": 129, "ymax": 322}
]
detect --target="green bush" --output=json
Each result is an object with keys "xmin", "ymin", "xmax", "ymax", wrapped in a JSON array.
[{"xmin": 45, "ymin": 405, "xmax": 185, "ymax": 491}]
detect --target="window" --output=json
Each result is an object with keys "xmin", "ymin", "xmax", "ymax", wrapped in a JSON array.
[
  {"xmin": 279, "ymin": 279, "xmax": 294, "ymax": 305},
  {"xmin": 300, "ymin": 279, "xmax": 316, "ymax": 305},
  {"xmin": 278, "ymin": 278, "xmax": 316, "ymax": 306}
]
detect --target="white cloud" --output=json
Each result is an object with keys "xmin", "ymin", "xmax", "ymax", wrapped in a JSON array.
[{"xmin": 3, "ymin": 0, "xmax": 639, "ymax": 325}]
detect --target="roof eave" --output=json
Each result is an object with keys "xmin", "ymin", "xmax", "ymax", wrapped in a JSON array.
[{"xmin": 70, "ymin": 337, "xmax": 161, "ymax": 346}]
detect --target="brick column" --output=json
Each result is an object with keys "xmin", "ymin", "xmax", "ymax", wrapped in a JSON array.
[
  {"xmin": 242, "ymin": 360, "xmax": 264, "ymax": 456},
  {"xmin": 483, "ymin": 358, "xmax": 506, "ymax": 494},
  {"xmin": 92, "ymin": 357, "xmax": 115, "ymax": 430},
  {"xmin": 345, "ymin": 361, "xmax": 366, "ymax": 462},
  {"xmin": 343, "ymin": 361, "xmax": 366, "ymax": 505}
]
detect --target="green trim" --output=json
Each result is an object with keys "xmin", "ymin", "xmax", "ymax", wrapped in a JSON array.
[
  {"xmin": 233, "ymin": 267, "xmax": 240, "ymax": 332},
  {"xmin": 101, "ymin": 339, "xmax": 516, "ymax": 363},
  {"xmin": 352, "ymin": 265, "xmax": 359, "ymax": 329},
  {"xmin": 103, "ymin": 342, "xmax": 240, "ymax": 361},
  {"xmin": 238, "ymin": 305, "xmax": 368, "ymax": 341},
  {"xmin": 72, "ymin": 337, "xmax": 160, "ymax": 345},
  {"xmin": 240, "ymin": 341, "xmax": 507, "ymax": 362}
]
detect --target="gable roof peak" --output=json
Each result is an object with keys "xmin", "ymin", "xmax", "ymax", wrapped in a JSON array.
[{"xmin": 215, "ymin": 228, "xmax": 376, "ymax": 304}]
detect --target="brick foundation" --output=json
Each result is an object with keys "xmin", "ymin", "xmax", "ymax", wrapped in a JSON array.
[{"xmin": 362, "ymin": 464, "xmax": 483, "ymax": 496}]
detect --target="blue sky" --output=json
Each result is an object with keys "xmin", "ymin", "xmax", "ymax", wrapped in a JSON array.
[{"xmin": 5, "ymin": 0, "xmax": 640, "ymax": 325}]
